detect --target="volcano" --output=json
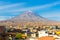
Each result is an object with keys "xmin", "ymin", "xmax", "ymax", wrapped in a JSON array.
[
  {"xmin": 6, "ymin": 11, "xmax": 59, "ymax": 25},
  {"xmin": 9, "ymin": 11, "xmax": 51, "ymax": 22},
  {"xmin": 0, "ymin": 11, "xmax": 60, "ymax": 26}
]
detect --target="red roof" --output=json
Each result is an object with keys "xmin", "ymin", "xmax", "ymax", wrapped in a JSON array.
[{"xmin": 38, "ymin": 36, "xmax": 55, "ymax": 40}]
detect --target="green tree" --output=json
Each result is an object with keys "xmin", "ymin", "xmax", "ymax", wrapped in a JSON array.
[{"xmin": 15, "ymin": 33, "xmax": 22, "ymax": 39}]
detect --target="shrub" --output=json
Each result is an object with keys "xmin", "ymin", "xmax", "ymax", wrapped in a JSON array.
[{"xmin": 15, "ymin": 33, "xmax": 22, "ymax": 39}]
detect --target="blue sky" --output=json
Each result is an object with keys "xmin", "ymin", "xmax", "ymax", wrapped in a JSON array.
[{"xmin": 0, "ymin": 0, "xmax": 60, "ymax": 21}]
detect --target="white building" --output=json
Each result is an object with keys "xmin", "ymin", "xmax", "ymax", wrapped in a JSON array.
[{"xmin": 38, "ymin": 30, "xmax": 48, "ymax": 37}]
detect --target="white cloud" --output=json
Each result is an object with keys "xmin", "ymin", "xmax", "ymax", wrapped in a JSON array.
[
  {"xmin": 41, "ymin": 12, "xmax": 60, "ymax": 18},
  {"xmin": 6, "ymin": 1, "xmax": 60, "ymax": 12},
  {"xmin": 0, "ymin": 2, "xmax": 25, "ymax": 9},
  {"xmin": 41, "ymin": 12, "xmax": 60, "ymax": 21},
  {"xmin": 47, "ymin": 17, "xmax": 60, "ymax": 21},
  {"xmin": 0, "ymin": 1, "xmax": 60, "ymax": 21},
  {"xmin": 0, "ymin": 16, "xmax": 15, "ymax": 21},
  {"xmin": 0, "ymin": 1, "xmax": 60, "ymax": 13}
]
